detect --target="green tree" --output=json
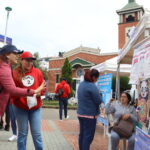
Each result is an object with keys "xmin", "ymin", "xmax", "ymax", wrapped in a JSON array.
[
  {"xmin": 61, "ymin": 58, "xmax": 72, "ymax": 84},
  {"xmin": 33, "ymin": 52, "xmax": 40, "ymax": 68},
  {"xmin": 61, "ymin": 58, "xmax": 74, "ymax": 97},
  {"xmin": 33, "ymin": 52, "xmax": 48, "ymax": 80},
  {"xmin": 112, "ymin": 76, "xmax": 131, "ymax": 93}
]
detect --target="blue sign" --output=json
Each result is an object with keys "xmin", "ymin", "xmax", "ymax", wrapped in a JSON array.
[
  {"xmin": 96, "ymin": 73, "xmax": 113, "ymax": 105},
  {"xmin": 134, "ymin": 127, "xmax": 150, "ymax": 150},
  {"xmin": 0, "ymin": 34, "xmax": 12, "ymax": 44}
]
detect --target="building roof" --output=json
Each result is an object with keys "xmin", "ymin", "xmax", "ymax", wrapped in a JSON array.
[
  {"xmin": 49, "ymin": 52, "xmax": 117, "ymax": 69},
  {"xmin": 70, "ymin": 58, "xmax": 94, "ymax": 67},
  {"xmin": 117, "ymin": 0, "xmax": 144, "ymax": 14},
  {"xmin": 63, "ymin": 46, "xmax": 101, "ymax": 57},
  {"xmin": 50, "ymin": 46, "xmax": 117, "ymax": 60}
]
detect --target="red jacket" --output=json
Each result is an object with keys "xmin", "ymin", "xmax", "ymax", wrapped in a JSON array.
[
  {"xmin": 55, "ymin": 80, "xmax": 70, "ymax": 98},
  {"xmin": 0, "ymin": 62, "xmax": 34, "ymax": 116},
  {"xmin": 13, "ymin": 66, "xmax": 46, "ymax": 110}
]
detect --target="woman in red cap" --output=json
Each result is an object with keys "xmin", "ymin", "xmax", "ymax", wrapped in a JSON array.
[
  {"xmin": 0, "ymin": 45, "xmax": 45, "ymax": 117},
  {"xmin": 12, "ymin": 51, "xmax": 46, "ymax": 150}
]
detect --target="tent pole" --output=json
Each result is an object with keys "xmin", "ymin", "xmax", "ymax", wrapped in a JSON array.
[{"xmin": 115, "ymin": 63, "xmax": 120, "ymax": 100}]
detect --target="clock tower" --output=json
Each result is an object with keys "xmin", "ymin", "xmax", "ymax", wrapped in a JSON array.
[{"xmin": 117, "ymin": 0, "xmax": 144, "ymax": 49}]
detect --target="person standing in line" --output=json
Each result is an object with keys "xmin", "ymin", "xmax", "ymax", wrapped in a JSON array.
[
  {"xmin": 55, "ymin": 78, "xmax": 71, "ymax": 121},
  {"xmin": 0, "ymin": 45, "xmax": 45, "ymax": 117},
  {"xmin": 77, "ymin": 69, "xmax": 102, "ymax": 150},
  {"xmin": 12, "ymin": 51, "xmax": 46, "ymax": 150}
]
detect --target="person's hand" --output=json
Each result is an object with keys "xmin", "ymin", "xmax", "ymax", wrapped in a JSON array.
[
  {"xmin": 110, "ymin": 98, "xmax": 115, "ymax": 103},
  {"xmin": 36, "ymin": 93, "xmax": 41, "ymax": 98},
  {"xmin": 34, "ymin": 81, "xmax": 46, "ymax": 95},
  {"xmin": 122, "ymin": 114, "xmax": 130, "ymax": 120}
]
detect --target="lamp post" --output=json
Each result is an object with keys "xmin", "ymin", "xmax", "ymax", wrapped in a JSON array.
[{"xmin": 4, "ymin": 7, "xmax": 12, "ymax": 45}]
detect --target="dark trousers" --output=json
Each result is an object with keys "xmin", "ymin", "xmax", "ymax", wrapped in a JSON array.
[
  {"xmin": 0, "ymin": 102, "xmax": 10, "ymax": 128},
  {"xmin": 78, "ymin": 117, "xmax": 97, "ymax": 150},
  {"xmin": 59, "ymin": 98, "xmax": 68, "ymax": 120},
  {"xmin": 9, "ymin": 104, "xmax": 17, "ymax": 135}
]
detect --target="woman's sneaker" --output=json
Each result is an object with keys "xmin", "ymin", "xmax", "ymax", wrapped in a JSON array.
[
  {"xmin": 8, "ymin": 135, "xmax": 17, "ymax": 142},
  {"xmin": 65, "ymin": 115, "xmax": 69, "ymax": 119}
]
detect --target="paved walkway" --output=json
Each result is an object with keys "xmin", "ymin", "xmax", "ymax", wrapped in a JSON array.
[{"xmin": 0, "ymin": 109, "xmax": 108, "ymax": 150}]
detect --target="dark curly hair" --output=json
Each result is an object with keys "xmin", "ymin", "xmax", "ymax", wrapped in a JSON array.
[
  {"xmin": 121, "ymin": 91, "xmax": 132, "ymax": 104},
  {"xmin": 84, "ymin": 69, "xmax": 99, "ymax": 82}
]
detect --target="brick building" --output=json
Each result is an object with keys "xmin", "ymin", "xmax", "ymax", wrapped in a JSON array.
[{"xmin": 48, "ymin": 46, "xmax": 117, "ymax": 93}]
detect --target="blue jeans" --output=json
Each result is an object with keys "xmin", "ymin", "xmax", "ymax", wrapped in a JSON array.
[
  {"xmin": 9, "ymin": 104, "xmax": 17, "ymax": 135},
  {"xmin": 111, "ymin": 130, "xmax": 135, "ymax": 150},
  {"xmin": 59, "ymin": 98, "xmax": 68, "ymax": 120},
  {"xmin": 13, "ymin": 106, "xmax": 43, "ymax": 150},
  {"xmin": 78, "ymin": 117, "xmax": 97, "ymax": 150}
]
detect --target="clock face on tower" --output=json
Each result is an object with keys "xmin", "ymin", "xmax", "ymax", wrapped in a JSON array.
[
  {"xmin": 125, "ymin": 27, "xmax": 132, "ymax": 42},
  {"xmin": 77, "ymin": 69, "xmax": 84, "ymax": 77}
]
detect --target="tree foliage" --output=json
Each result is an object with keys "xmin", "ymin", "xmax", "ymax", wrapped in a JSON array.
[
  {"xmin": 112, "ymin": 76, "xmax": 131, "ymax": 93},
  {"xmin": 61, "ymin": 58, "xmax": 74, "ymax": 97},
  {"xmin": 33, "ymin": 52, "xmax": 48, "ymax": 81},
  {"xmin": 61, "ymin": 58, "xmax": 72, "ymax": 84}
]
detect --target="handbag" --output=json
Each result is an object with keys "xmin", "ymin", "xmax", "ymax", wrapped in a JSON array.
[
  {"xmin": 27, "ymin": 94, "xmax": 37, "ymax": 109},
  {"xmin": 56, "ymin": 84, "xmax": 64, "ymax": 97},
  {"xmin": 113, "ymin": 118, "xmax": 134, "ymax": 138}
]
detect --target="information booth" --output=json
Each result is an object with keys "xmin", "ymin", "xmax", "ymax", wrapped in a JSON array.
[{"xmin": 117, "ymin": 11, "xmax": 150, "ymax": 149}]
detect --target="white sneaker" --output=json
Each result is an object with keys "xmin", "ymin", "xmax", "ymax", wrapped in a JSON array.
[
  {"xmin": 65, "ymin": 115, "xmax": 69, "ymax": 119},
  {"xmin": 8, "ymin": 135, "xmax": 17, "ymax": 142}
]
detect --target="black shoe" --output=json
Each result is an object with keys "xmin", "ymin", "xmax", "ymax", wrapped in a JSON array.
[
  {"xmin": 4, "ymin": 125, "xmax": 10, "ymax": 131},
  {"xmin": 0, "ymin": 123, "xmax": 3, "ymax": 130},
  {"xmin": 0, "ymin": 126, "xmax": 3, "ymax": 130}
]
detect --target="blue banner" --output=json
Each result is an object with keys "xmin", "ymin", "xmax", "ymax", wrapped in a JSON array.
[
  {"xmin": 0, "ymin": 34, "xmax": 12, "ymax": 44},
  {"xmin": 96, "ymin": 73, "xmax": 113, "ymax": 105},
  {"xmin": 134, "ymin": 127, "xmax": 150, "ymax": 150}
]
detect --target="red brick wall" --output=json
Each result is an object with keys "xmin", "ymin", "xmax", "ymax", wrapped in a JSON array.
[
  {"xmin": 48, "ymin": 70, "xmax": 61, "ymax": 93},
  {"xmin": 118, "ymin": 21, "xmax": 138, "ymax": 49},
  {"xmin": 49, "ymin": 53, "xmax": 117, "ymax": 68},
  {"xmin": 72, "ymin": 70, "xmax": 77, "ymax": 78}
]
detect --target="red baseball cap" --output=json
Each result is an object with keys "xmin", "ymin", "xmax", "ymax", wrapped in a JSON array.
[{"xmin": 20, "ymin": 51, "xmax": 36, "ymax": 60}]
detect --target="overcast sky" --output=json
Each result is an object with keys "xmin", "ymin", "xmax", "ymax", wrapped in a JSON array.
[{"xmin": 0, "ymin": 0, "xmax": 149, "ymax": 57}]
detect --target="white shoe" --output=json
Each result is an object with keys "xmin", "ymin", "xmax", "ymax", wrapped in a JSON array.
[
  {"xmin": 8, "ymin": 135, "xmax": 17, "ymax": 142},
  {"xmin": 65, "ymin": 115, "xmax": 69, "ymax": 119}
]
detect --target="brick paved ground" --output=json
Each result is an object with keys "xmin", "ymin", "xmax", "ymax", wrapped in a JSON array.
[{"xmin": 0, "ymin": 108, "xmax": 108, "ymax": 150}]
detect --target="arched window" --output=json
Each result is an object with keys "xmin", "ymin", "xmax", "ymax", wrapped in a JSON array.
[{"xmin": 126, "ymin": 15, "xmax": 135, "ymax": 22}]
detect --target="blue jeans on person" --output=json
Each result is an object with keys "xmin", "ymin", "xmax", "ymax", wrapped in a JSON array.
[
  {"xmin": 111, "ymin": 130, "xmax": 135, "ymax": 150},
  {"xmin": 78, "ymin": 117, "xmax": 97, "ymax": 150},
  {"xmin": 13, "ymin": 106, "xmax": 43, "ymax": 150},
  {"xmin": 9, "ymin": 104, "xmax": 17, "ymax": 135},
  {"xmin": 59, "ymin": 97, "xmax": 68, "ymax": 120}
]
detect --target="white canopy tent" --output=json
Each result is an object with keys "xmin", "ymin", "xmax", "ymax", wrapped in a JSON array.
[
  {"xmin": 91, "ymin": 56, "xmax": 131, "ymax": 73},
  {"xmin": 91, "ymin": 56, "xmax": 132, "ymax": 100}
]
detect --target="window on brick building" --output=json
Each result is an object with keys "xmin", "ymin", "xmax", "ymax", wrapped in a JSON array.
[
  {"xmin": 56, "ymin": 74, "xmax": 60, "ymax": 83},
  {"xmin": 126, "ymin": 15, "xmax": 135, "ymax": 23}
]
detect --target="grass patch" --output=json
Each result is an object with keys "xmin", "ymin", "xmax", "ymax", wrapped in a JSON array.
[{"xmin": 42, "ymin": 100, "xmax": 77, "ymax": 109}]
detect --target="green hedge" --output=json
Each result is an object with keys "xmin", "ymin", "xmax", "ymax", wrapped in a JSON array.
[{"xmin": 42, "ymin": 100, "xmax": 77, "ymax": 109}]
